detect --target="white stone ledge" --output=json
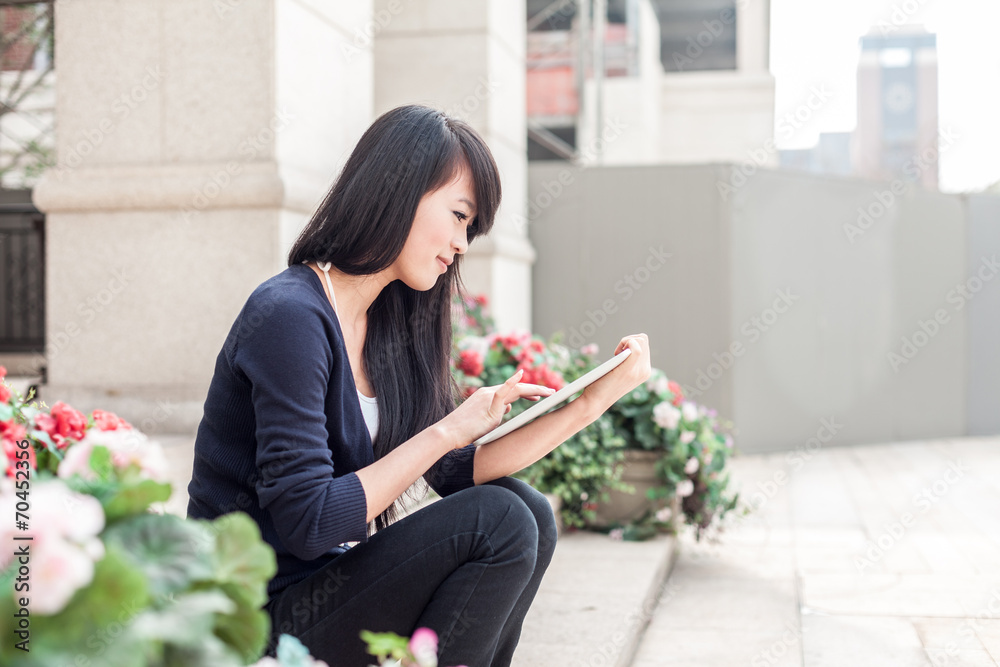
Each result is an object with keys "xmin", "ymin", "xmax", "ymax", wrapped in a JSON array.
[{"xmin": 32, "ymin": 161, "xmax": 287, "ymax": 213}]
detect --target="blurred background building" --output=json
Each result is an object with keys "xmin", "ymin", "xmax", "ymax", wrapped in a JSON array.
[{"xmin": 1, "ymin": 0, "xmax": 997, "ymax": 452}]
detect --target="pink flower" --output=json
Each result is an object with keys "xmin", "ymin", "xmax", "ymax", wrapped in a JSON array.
[
  {"xmin": 655, "ymin": 507, "xmax": 673, "ymax": 523},
  {"xmin": 580, "ymin": 343, "xmax": 599, "ymax": 356},
  {"xmin": 609, "ymin": 528, "xmax": 624, "ymax": 541},
  {"xmin": 91, "ymin": 409, "xmax": 133, "ymax": 431},
  {"xmin": 675, "ymin": 480, "xmax": 695, "ymax": 497},
  {"xmin": 57, "ymin": 428, "xmax": 168, "ymax": 482},
  {"xmin": 684, "ymin": 457, "xmax": 699, "ymax": 475},
  {"xmin": 667, "ymin": 380, "xmax": 684, "ymax": 406},
  {"xmin": 679, "ymin": 431, "xmax": 696, "ymax": 445},
  {"xmin": 408, "ymin": 627, "xmax": 439, "ymax": 667},
  {"xmin": 1, "ymin": 421, "xmax": 32, "ymax": 478}
]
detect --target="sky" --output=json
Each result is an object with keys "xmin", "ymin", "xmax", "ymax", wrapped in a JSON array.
[{"xmin": 770, "ymin": 0, "xmax": 1000, "ymax": 193}]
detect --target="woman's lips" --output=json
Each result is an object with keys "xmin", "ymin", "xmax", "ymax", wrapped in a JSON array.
[{"xmin": 437, "ymin": 257, "xmax": 448, "ymax": 271}]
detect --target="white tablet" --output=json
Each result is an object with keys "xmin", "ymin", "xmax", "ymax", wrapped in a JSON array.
[{"xmin": 471, "ymin": 348, "xmax": 632, "ymax": 446}]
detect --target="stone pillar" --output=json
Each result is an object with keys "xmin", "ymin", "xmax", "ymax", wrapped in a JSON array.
[
  {"xmin": 33, "ymin": 0, "xmax": 375, "ymax": 433},
  {"xmin": 372, "ymin": 0, "xmax": 534, "ymax": 332}
]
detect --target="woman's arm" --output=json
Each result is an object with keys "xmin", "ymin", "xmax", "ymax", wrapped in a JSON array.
[
  {"xmin": 471, "ymin": 393, "xmax": 602, "ymax": 485},
  {"xmin": 471, "ymin": 334, "xmax": 652, "ymax": 485},
  {"xmin": 355, "ymin": 423, "xmax": 458, "ymax": 523}
]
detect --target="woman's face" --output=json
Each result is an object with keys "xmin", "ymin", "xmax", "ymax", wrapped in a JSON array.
[{"xmin": 394, "ymin": 163, "xmax": 476, "ymax": 291}]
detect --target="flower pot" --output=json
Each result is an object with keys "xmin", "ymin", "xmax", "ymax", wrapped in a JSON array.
[
  {"xmin": 543, "ymin": 492, "xmax": 563, "ymax": 536},
  {"xmin": 590, "ymin": 450, "xmax": 679, "ymax": 529}
]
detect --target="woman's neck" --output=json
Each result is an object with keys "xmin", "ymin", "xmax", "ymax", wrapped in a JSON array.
[{"xmin": 307, "ymin": 261, "xmax": 393, "ymax": 330}]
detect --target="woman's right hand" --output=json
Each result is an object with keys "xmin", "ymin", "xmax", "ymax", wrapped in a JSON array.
[
  {"xmin": 443, "ymin": 370, "xmax": 555, "ymax": 447},
  {"xmin": 580, "ymin": 333, "xmax": 652, "ymax": 414}
]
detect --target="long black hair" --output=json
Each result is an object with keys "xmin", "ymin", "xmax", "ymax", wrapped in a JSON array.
[{"xmin": 287, "ymin": 104, "xmax": 502, "ymax": 531}]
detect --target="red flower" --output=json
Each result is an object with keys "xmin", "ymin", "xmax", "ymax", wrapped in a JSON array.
[
  {"xmin": 0, "ymin": 384, "xmax": 10, "ymax": 405},
  {"xmin": 668, "ymin": 380, "xmax": 684, "ymax": 406},
  {"xmin": 91, "ymin": 409, "xmax": 133, "ymax": 431},
  {"xmin": 1, "ymin": 420, "xmax": 32, "ymax": 478},
  {"xmin": 475, "ymin": 294, "xmax": 489, "ymax": 307},
  {"xmin": 34, "ymin": 401, "xmax": 88, "ymax": 450},
  {"xmin": 457, "ymin": 350, "xmax": 484, "ymax": 377}
]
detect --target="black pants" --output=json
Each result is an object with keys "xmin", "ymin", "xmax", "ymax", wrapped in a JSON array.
[{"xmin": 263, "ymin": 477, "xmax": 558, "ymax": 666}]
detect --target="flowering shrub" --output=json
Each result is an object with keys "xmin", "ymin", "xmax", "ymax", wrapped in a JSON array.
[
  {"xmin": 361, "ymin": 626, "xmax": 466, "ymax": 667},
  {"xmin": 0, "ymin": 367, "xmax": 285, "ymax": 666},
  {"xmin": 451, "ymin": 295, "xmax": 628, "ymax": 529},
  {"xmin": 450, "ymin": 294, "xmax": 740, "ymax": 539},
  {"xmin": 609, "ymin": 368, "xmax": 739, "ymax": 539}
]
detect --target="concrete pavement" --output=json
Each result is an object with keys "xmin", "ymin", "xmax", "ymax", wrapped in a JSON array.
[{"xmin": 156, "ymin": 434, "xmax": 1000, "ymax": 666}]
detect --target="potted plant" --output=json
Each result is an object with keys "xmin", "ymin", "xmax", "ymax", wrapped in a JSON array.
[{"xmin": 594, "ymin": 368, "xmax": 740, "ymax": 540}]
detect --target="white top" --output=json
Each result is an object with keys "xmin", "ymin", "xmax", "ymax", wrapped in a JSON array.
[{"xmin": 311, "ymin": 260, "xmax": 379, "ymax": 443}]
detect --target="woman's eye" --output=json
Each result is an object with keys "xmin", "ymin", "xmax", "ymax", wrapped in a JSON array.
[{"xmin": 454, "ymin": 211, "xmax": 468, "ymax": 223}]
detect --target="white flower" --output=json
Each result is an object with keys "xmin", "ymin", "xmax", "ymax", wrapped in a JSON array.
[
  {"xmin": 675, "ymin": 480, "xmax": 695, "ymax": 497},
  {"xmin": 58, "ymin": 428, "xmax": 168, "ymax": 482},
  {"xmin": 645, "ymin": 370, "xmax": 669, "ymax": 395},
  {"xmin": 679, "ymin": 431, "xmax": 696, "ymax": 445},
  {"xmin": 581, "ymin": 343, "xmax": 599, "ymax": 356},
  {"xmin": 655, "ymin": 507, "xmax": 673, "ymax": 523},
  {"xmin": 32, "ymin": 538, "xmax": 98, "ymax": 615},
  {"xmin": 580, "ymin": 491, "xmax": 589, "ymax": 501},
  {"xmin": 684, "ymin": 457, "xmax": 700, "ymax": 475},
  {"xmin": 652, "ymin": 402, "xmax": 681, "ymax": 430},
  {"xmin": 609, "ymin": 528, "xmax": 624, "ymax": 541},
  {"xmin": 681, "ymin": 401, "xmax": 698, "ymax": 423},
  {"xmin": 0, "ymin": 479, "xmax": 105, "ymax": 615}
]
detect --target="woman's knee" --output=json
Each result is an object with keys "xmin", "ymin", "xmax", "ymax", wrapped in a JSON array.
[
  {"xmin": 455, "ymin": 484, "xmax": 539, "ymax": 552},
  {"xmin": 483, "ymin": 478, "xmax": 558, "ymax": 561}
]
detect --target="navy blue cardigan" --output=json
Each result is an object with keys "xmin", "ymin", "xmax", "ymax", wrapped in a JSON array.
[{"xmin": 186, "ymin": 263, "xmax": 477, "ymax": 598}]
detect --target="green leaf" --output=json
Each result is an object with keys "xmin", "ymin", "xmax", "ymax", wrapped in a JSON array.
[
  {"xmin": 208, "ymin": 512, "xmax": 277, "ymax": 609},
  {"xmin": 103, "ymin": 513, "xmax": 215, "ymax": 598},
  {"xmin": 211, "ymin": 589, "xmax": 271, "ymax": 662},
  {"xmin": 0, "ymin": 548, "xmax": 151, "ymax": 666},
  {"xmin": 130, "ymin": 591, "xmax": 235, "ymax": 647},
  {"xmin": 103, "ymin": 479, "xmax": 173, "ymax": 521}
]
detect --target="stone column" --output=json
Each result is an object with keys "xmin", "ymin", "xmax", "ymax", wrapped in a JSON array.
[
  {"xmin": 372, "ymin": 0, "xmax": 535, "ymax": 332},
  {"xmin": 33, "ymin": 0, "xmax": 375, "ymax": 433}
]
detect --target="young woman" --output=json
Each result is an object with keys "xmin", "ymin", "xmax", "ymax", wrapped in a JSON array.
[{"xmin": 186, "ymin": 104, "xmax": 651, "ymax": 666}]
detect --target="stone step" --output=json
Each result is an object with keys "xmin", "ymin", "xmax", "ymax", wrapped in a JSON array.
[{"xmin": 513, "ymin": 531, "xmax": 679, "ymax": 667}]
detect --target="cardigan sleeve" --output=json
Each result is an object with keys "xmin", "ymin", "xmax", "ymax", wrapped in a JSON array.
[
  {"xmin": 424, "ymin": 442, "xmax": 478, "ymax": 497},
  {"xmin": 232, "ymin": 289, "xmax": 369, "ymax": 561}
]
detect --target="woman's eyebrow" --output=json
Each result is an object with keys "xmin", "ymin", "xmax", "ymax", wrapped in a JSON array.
[{"xmin": 458, "ymin": 197, "xmax": 477, "ymax": 214}]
